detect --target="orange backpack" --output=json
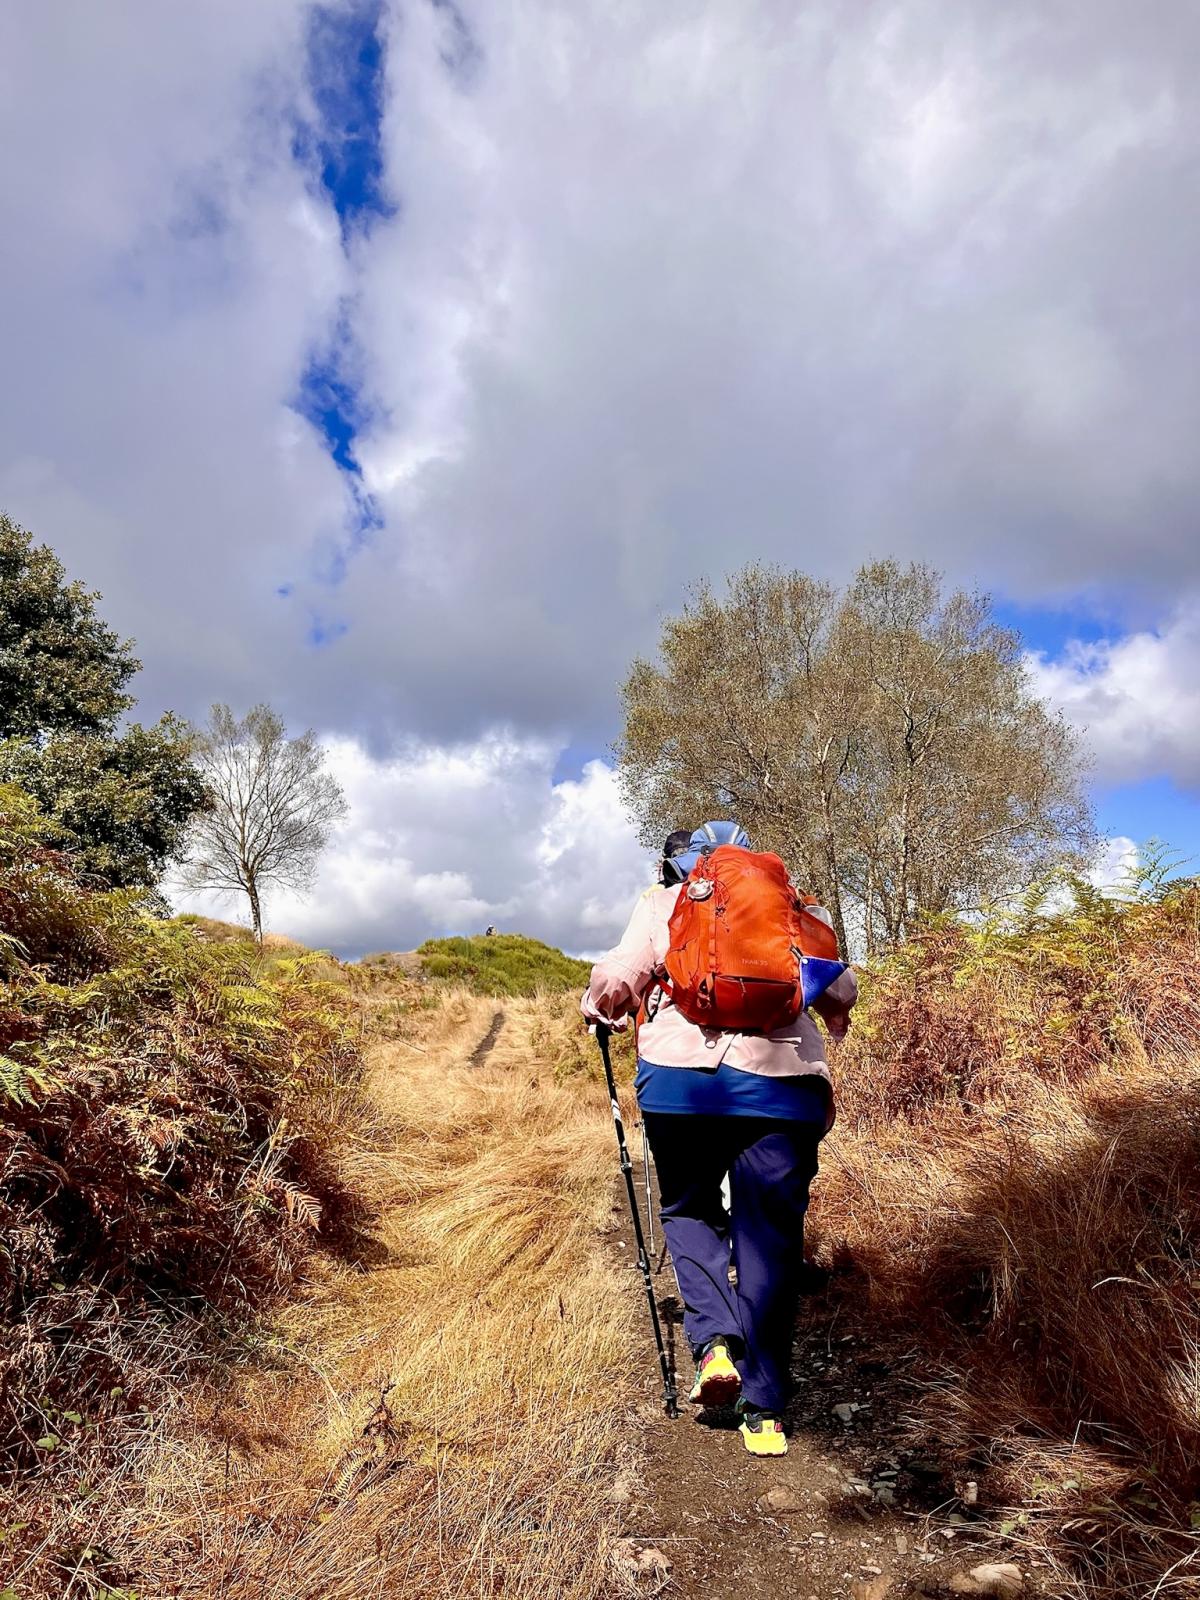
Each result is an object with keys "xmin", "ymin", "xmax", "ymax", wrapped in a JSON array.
[{"xmin": 663, "ymin": 845, "xmax": 841, "ymax": 1033}]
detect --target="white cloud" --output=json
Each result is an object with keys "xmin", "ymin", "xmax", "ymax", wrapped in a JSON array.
[
  {"xmin": 1088, "ymin": 834, "xmax": 1140, "ymax": 894},
  {"xmin": 1028, "ymin": 605, "xmax": 1200, "ymax": 787},
  {"xmin": 170, "ymin": 735, "xmax": 655, "ymax": 958},
  {"xmin": 7, "ymin": 1, "xmax": 1200, "ymax": 942},
  {"xmin": 0, "ymin": 1, "xmax": 358, "ymax": 719},
  {"xmin": 7, "ymin": 1, "xmax": 1198, "ymax": 747},
  {"xmin": 316, "ymin": 0, "xmax": 1200, "ymax": 745}
]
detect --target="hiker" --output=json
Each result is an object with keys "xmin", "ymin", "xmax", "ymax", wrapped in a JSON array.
[{"xmin": 582, "ymin": 820, "xmax": 856, "ymax": 1457}]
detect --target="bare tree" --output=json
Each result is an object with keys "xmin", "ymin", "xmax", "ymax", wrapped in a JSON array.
[
  {"xmin": 186, "ymin": 704, "xmax": 347, "ymax": 942},
  {"xmin": 618, "ymin": 561, "xmax": 1094, "ymax": 955}
]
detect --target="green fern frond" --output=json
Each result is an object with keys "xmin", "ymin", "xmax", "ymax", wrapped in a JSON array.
[{"xmin": 0, "ymin": 1052, "xmax": 54, "ymax": 1105}]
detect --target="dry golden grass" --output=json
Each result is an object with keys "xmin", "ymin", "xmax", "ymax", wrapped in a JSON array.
[
  {"xmin": 811, "ymin": 886, "xmax": 1200, "ymax": 1597},
  {"xmin": 73, "ymin": 986, "xmax": 640, "ymax": 1600}
]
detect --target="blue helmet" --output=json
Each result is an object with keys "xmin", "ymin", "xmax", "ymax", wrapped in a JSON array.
[{"xmin": 669, "ymin": 819, "xmax": 752, "ymax": 880}]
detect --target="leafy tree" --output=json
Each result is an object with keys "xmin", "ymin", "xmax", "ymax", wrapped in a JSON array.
[
  {"xmin": 0, "ymin": 513, "xmax": 138, "ymax": 739},
  {"xmin": 0, "ymin": 719, "xmax": 209, "ymax": 888},
  {"xmin": 185, "ymin": 704, "xmax": 348, "ymax": 941},
  {"xmin": 618, "ymin": 560, "xmax": 1094, "ymax": 954},
  {"xmin": 0, "ymin": 514, "xmax": 207, "ymax": 885}
]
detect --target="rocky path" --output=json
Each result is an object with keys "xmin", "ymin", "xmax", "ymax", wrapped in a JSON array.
[{"xmin": 608, "ymin": 1128, "xmax": 1046, "ymax": 1600}]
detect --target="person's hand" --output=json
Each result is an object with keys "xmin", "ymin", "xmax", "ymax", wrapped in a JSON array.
[
  {"xmin": 821, "ymin": 1007, "xmax": 851, "ymax": 1041},
  {"xmin": 580, "ymin": 990, "xmax": 630, "ymax": 1030},
  {"xmin": 586, "ymin": 1013, "xmax": 630, "ymax": 1033}
]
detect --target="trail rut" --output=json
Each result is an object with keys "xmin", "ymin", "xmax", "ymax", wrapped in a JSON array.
[{"xmin": 468, "ymin": 1007, "xmax": 506, "ymax": 1067}]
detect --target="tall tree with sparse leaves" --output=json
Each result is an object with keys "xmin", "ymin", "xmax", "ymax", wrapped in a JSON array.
[
  {"xmin": 0, "ymin": 514, "xmax": 208, "ymax": 886},
  {"xmin": 186, "ymin": 704, "xmax": 348, "ymax": 941},
  {"xmin": 618, "ymin": 560, "xmax": 1095, "ymax": 955}
]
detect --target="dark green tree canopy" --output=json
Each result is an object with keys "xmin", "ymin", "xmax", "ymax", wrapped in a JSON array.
[
  {"xmin": 0, "ymin": 513, "xmax": 139, "ymax": 741},
  {"xmin": 0, "ymin": 718, "xmax": 210, "ymax": 889},
  {"xmin": 0, "ymin": 514, "xmax": 206, "ymax": 888}
]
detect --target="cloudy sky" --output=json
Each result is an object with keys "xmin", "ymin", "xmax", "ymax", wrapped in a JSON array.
[{"xmin": 3, "ymin": 0, "xmax": 1199, "ymax": 954}]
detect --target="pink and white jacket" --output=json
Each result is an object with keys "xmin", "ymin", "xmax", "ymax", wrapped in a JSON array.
[{"xmin": 581, "ymin": 882, "xmax": 857, "ymax": 1085}]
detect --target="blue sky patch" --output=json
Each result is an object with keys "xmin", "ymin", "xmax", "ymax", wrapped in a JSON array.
[
  {"xmin": 297, "ymin": 352, "xmax": 366, "ymax": 476},
  {"xmin": 288, "ymin": 2, "xmax": 394, "ymax": 623},
  {"xmin": 992, "ymin": 597, "xmax": 1115, "ymax": 660},
  {"xmin": 1095, "ymin": 775, "xmax": 1200, "ymax": 869},
  {"xmin": 308, "ymin": 613, "xmax": 351, "ymax": 648},
  {"xmin": 299, "ymin": 0, "xmax": 393, "ymax": 236}
]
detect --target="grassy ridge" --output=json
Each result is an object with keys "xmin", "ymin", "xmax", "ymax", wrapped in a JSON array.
[{"xmin": 415, "ymin": 932, "xmax": 591, "ymax": 996}]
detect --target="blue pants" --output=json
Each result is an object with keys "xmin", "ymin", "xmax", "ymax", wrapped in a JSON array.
[{"xmin": 643, "ymin": 1112, "xmax": 822, "ymax": 1413}]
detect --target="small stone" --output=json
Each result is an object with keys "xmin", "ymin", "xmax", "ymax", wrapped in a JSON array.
[
  {"xmin": 759, "ymin": 1483, "xmax": 805, "ymax": 1514},
  {"xmin": 894, "ymin": 1532, "xmax": 909, "ymax": 1555},
  {"xmin": 611, "ymin": 1538, "xmax": 639, "ymax": 1571},
  {"xmin": 610, "ymin": 1539, "xmax": 671, "ymax": 1593},
  {"xmin": 852, "ymin": 1578, "xmax": 894, "ymax": 1600},
  {"xmin": 833, "ymin": 1401, "xmax": 861, "ymax": 1423},
  {"xmin": 967, "ymin": 1563, "xmax": 1023, "ymax": 1598},
  {"xmin": 637, "ymin": 1547, "xmax": 671, "ymax": 1575},
  {"xmin": 608, "ymin": 1469, "xmax": 635, "ymax": 1504},
  {"xmin": 963, "ymin": 1480, "xmax": 979, "ymax": 1506}
]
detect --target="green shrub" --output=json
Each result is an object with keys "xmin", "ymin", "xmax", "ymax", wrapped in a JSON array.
[{"xmin": 416, "ymin": 933, "xmax": 590, "ymax": 997}]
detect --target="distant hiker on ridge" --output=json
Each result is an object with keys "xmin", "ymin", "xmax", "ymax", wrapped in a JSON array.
[{"xmin": 582, "ymin": 820, "xmax": 856, "ymax": 1457}]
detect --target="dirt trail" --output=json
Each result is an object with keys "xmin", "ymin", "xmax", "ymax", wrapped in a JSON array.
[
  {"xmin": 366, "ymin": 994, "xmax": 1044, "ymax": 1598},
  {"xmin": 179, "ymin": 986, "xmax": 1046, "ymax": 1599},
  {"xmin": 609, "ymin": 1127, "xmax": 1048, "ymax": 1600}
]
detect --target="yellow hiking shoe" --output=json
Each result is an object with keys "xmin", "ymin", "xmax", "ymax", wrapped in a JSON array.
[
  {"xmin": 737, "ymin": 1401, "xmax": 787, "ymax": 1457},
  {"xmin": 687, "ymin": 1335, "xmax": 742, "ymax": 1408}
]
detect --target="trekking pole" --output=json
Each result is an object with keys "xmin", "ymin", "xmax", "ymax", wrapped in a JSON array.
[{"xmin": 594, "ymin": 1024, "xmax": 678, "ymax": 1417}]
